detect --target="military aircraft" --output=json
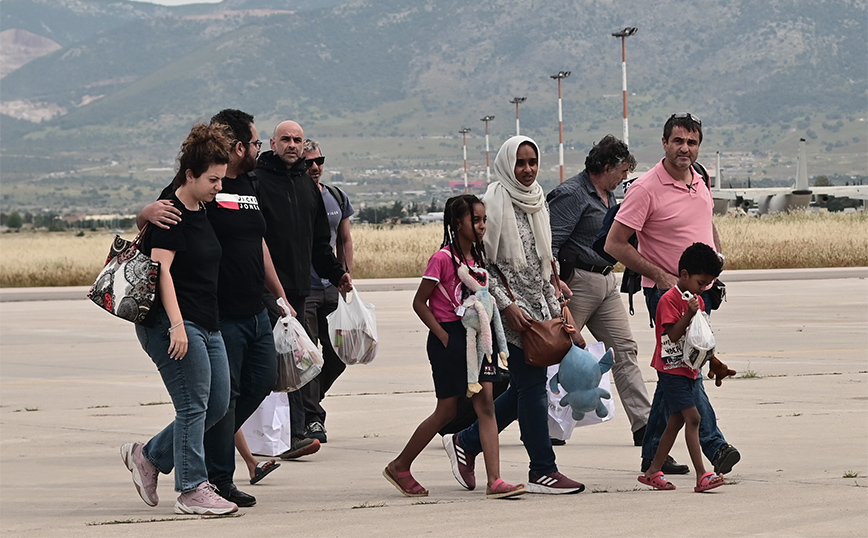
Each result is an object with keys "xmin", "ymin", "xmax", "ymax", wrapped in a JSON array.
[{"xmin": 711, "ymin": 139, "xmax": 868, "ymax": 214}]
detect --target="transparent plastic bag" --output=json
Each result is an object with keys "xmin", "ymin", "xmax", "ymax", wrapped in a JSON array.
[
  {"xmin": 327, "ymin": 288, "xmax": 379, "ymax": 365},
  {"xmin": 683, "ymin": 311, "xmax": 716, "ymax": 370},
  {"xmin": 273, "ymin": 298, "xmax": 323, "ymax": 391}
]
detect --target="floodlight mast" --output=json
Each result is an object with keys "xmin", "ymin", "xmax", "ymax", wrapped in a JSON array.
[
  {"xmin": 612, "ymin": 27, "xmax": 637, "ymax": 146},
  {"xmin": 480, "ymin": 115, "xmax": 495, "ymax": 183},
  {"xmin": 459, "ymin": 128, "xmax": 471, "ymax": 193},
  {"xmin": 550, "ymin": 71, "xmax": 571, "ymax": 182},
  {"xmin": 509, "ymin": 97, "xmax": 527, "ymax": 135}
]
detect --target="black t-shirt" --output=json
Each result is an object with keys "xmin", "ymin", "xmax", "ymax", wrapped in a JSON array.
[
  {"xmin": 143, "ymin": 193, "xmax": 222, "ymax": 331},
  {"xmin": 206, "ymin": 174, "xmax": 268, "ymax": 317}
]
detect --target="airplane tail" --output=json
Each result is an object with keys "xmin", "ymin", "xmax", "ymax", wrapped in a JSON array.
[{"xmin": 795, "ymin": 138, "xmax": 810, "ymax": 193}]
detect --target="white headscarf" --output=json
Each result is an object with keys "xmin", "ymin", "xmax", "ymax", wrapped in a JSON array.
[{"xmin": 482, "ymin": 135, "xmax": 553, "ymax": 279}]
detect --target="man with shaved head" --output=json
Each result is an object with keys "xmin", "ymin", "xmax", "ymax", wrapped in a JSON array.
[{"xmin": 254, "ymin": 120, "xmax": 352, "ymax": 460}]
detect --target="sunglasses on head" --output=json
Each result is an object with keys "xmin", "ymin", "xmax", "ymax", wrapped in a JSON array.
[
  {"xmin": 305, "ymin": 156, "xmax": 325, "ymax": 167},
  {"xmin": 669, "ymin": 113, "xmax": 701, "ymax": 126}
]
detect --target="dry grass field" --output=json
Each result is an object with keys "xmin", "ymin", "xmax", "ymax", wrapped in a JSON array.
[{"xmin": 0, "ymin": 211, "xmax": 866, "ymax": 287}]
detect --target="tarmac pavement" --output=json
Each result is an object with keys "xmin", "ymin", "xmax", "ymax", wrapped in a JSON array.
[{"xmin": 1, "ymin": 268, "xmax": 866, "ymax": 537}]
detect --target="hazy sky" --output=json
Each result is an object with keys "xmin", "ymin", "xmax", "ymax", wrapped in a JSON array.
[{"xmin": 140, "ymin": 0, "xmax": 222, "ymax": 5}]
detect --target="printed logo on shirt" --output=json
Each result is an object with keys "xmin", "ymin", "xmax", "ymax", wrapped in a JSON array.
[
  {"xmin": 216, "ymin": 193, "xmax": 259, "ymax": 211},
  {"xmin": 660, "ymin": 334, "xmax": 687, "ymax": 370}
]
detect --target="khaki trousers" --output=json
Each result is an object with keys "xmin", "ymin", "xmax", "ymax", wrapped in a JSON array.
[{"xmin": 565, "ymin": 269, "xmax": 651, "ymax": 432}]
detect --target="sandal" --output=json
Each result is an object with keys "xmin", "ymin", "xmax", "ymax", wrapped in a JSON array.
[
  {"xmin": 638, "ymin": 471, "xmax": 676, "ymax": 490},
  {"xmin": 250, "ymin": 460, "xmax": 280, "ymax": 485},
  {"xmin": 486, "ymin": 478, "xmax": 526, "ymax": 499},
  {"xmin": 695, "ymin": 471, "xmax": 725, "ymax": 493},
  {"xmin": 383, "ymin": 466, "xmax": 428, "ymax": 497}
]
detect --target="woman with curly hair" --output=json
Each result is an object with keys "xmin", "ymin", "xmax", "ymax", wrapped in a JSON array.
[{"xmin": 120, "ymin": 123, "xmax": 239, "ymax": 515}]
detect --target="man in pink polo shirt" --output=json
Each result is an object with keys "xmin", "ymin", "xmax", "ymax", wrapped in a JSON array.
[{"xmin": 606, "ymin": 113, "xmax": 740, "ymax": 479}]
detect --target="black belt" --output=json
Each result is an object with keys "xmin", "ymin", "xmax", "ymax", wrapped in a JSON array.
[{"xmin": 574, "ymin": 260, "xmax": 613, "ymax": 275}]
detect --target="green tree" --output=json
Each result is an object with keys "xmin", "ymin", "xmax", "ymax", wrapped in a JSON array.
[
  {"xmin": 6, "ymin": 212, "xmax": 23, "ymax": 229},
  {"xmin": 813, "ymin": 175, "xmax": 832, "ymax": 187}
]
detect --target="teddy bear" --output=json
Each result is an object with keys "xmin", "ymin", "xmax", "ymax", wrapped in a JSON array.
[
  {"xmin": 707, "ymin": 356, "xmax": 737, "ymax": 386},
  {"xmin": 549, "ymin": 345, "xmax": 615, "ymax": 421},
  {"xmin": 456, "ymin": 264, "xmax": 509, "ymax": 397}
]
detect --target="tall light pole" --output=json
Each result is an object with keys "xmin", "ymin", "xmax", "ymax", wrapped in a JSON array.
[
  {"xmin": 480, "ymin": 115, "xmax": 495, "ymax": 183},
  {"xmin": 509, "ymin": 97, "xmax": 526, "ymax": 135},
  {"xmin": 612, "ymin": 27, "xmax": 637, "ymax": 146},
  {"xmin": 550, "ymin": 71, "xmax": 571, "ymax": 182},
  {"xmin": 459, "ymin": 127, "xmax": 471, "ymax": 193}
]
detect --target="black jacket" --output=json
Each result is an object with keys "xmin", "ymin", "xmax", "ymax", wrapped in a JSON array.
[{"xmin": 254, "ymin": 151, "xmax": 345, "ymax": 297}]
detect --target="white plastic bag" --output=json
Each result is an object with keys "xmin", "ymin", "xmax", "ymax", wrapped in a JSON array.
[
  {"xmin": 327, "ymin": 288, "xmax": 379, "ymax": 365},
  {"xmin": 240, "ymin": 391, "xmax": 291, "ymax": 457},
  {"xmin": 547, "ymin": 341, "xmax": 615, "ymax": 440},
  {"xmin": 273, "ymin": 298, "xmax": 323, "ymax": 392},
  {"xmin": 683, "ymin": 311, "xmax": 716, "ymax": 370}
]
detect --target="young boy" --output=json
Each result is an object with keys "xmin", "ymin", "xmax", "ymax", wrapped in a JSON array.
[{"xmin": 639, "ymin": 242, "xmax": 726, "ymax": 493}]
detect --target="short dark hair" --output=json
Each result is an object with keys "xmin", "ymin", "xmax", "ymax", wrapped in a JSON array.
[
  {"xmin": 663, "ymin": 113, "xmax": 703, "ymax": 143},
  {"xmin": 585, "ymin": 134, "xmax": 636, "ymax": 175},
  {"xmin": 210, "ymin": 108, "xmax": 254, "ymax": 145},
  {"xmin": 678, "ymin": 242, "xmax": 722, "ymax": 277}
]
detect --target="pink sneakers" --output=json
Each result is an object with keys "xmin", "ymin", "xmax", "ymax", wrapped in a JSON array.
[
  {"xmin": 174, "ymin": 482, "xmax": 238, "ymax": 515},
  {"xmin": 120, "ymin": 442, "xmax": 159, "ymax": 507}
]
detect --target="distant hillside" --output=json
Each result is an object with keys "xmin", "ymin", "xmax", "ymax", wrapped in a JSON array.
[{"xmin": 0, "ymin": 0, "xmax": 865, "ymax": 213}]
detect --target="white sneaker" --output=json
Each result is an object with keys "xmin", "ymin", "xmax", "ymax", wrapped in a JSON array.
[{"xmin": 174, "ymin": 482, "xmax": 238, "ymax": 515}]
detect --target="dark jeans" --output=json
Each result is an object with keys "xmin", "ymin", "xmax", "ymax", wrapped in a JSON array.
[
  {"xmin": 641, "ymin": 287, "xmax": 728, "ymax": 462},
  {"xmin": 299, "ymin": 286, "xmax": 346, "ymax": 425},
  {"xmin": 204, "ymin": 308, "xmax": 277, "ymax": 488},
  {"xmin": 457, "ymin": 342, "xmax": 557, "ymax": 477}
]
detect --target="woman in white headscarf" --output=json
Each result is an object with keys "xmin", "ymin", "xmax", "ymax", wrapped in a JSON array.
[{"xmin": 443, "ymin": 136, "xmax": 586, "ymax": 495}]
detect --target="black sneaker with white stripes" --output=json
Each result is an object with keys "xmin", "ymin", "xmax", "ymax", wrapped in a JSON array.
[{"xmin": 526, "ymin": 471, "xmax": 585, "ymax": 494}]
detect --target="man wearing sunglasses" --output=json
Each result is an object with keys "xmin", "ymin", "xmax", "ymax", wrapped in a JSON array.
[
  {"xmin": 254, "ymin": 121, "xmax": 353, "ymax": 461},
  {"xmin": 298, "ymin": 139, "xmax": 354, "ymax": 445},
  {"xmin": 605, "ymin": 113, "xmax": 740, "ymax": 478}
]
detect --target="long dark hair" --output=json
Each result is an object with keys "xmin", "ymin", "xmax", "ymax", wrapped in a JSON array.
[{"xmin": 442, "ymin": 195, "xmax": 486, "ymax": 284}]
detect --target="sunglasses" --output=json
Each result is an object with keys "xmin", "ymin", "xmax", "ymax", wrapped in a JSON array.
[
  {"xmin": 305, "ymin": 156, "xmax": 325, "ymax": 167},
  {"xmin": 669, "ymin": 113, "xmax": 701, "ymax": 126}
]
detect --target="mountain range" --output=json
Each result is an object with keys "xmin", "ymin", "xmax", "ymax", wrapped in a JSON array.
[{"xmin": 1, "ymin": 0, "xmax": 866, "ymax": 214}]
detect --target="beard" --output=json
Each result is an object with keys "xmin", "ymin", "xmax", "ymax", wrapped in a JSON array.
[{"xmin": 239, "ymin": 149, "xmax": 257, "ymax": 174}]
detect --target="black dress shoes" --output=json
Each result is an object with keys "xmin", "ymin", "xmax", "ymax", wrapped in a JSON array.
[
  {"xmin": 217, "ymin": 482, "xmax": 256, "ymax": 507},
  {"xmin": 641, "ymin": 455, "xmax": 690, "ymax": 475}
]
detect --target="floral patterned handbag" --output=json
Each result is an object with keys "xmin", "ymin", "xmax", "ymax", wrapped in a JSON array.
[{"xmin": 87, "ymin": 224, "xmax": 160, "ymax": 323}]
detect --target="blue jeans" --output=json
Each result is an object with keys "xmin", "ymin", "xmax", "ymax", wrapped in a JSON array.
[
  {"xmin": 641, "ymin": 287, "xmax": 727, "ymax": 462},
  {"xmin": 136, "ymin": 312, "xmax": 230, "ymax": 493},
  {"xmin": 457, "ymin": 342, "xmax": 557, "ymax": 477},
  {"xmin": 204, "ymin": 308, "xmax": 277, "ymax": 488}
]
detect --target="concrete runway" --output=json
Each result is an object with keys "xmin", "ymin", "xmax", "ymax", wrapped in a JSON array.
[{"xmin": 1, "ymin": 268, "xmax": 866, "ymax": 537}]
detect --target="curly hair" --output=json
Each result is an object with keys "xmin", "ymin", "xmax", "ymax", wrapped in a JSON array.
[
  {"xmin": 584, "ymin": 134, "xmax": 636, "ymax": 175},
  {"xmin": 678, "ymin": 242, "xmax": 722, "ymax": 278},
  {"xmin": 210, "ymin": 108, "xmax": 254, "ymax": 146},
  {"xmin": 172, "ymin": 122, "xmax": 232, "ymax": 188}
]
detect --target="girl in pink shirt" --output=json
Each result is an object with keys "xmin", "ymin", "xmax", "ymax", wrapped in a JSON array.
[{"xmin": 384, "ymin": 195, "xmax": 525, "ymax": 499}]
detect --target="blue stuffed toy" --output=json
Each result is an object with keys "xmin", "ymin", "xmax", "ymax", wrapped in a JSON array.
[{"xmin": 549, "ymin": 345, "xmax": 615, "ymax": 421}]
